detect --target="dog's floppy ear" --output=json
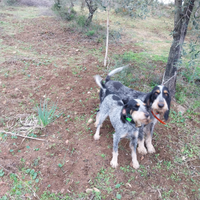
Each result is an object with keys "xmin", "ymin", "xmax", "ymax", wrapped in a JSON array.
[
  {"xmin": 120, "ymin": 105, "xmax": 127, "ymax": 123},
  {"xmin": 122, "ymin": 98, "xmax": 129, "ymax": 105},
  {"xmin": 164, "ymin": 93, "xmax": 171, "ymax": 121},
  {"xmin": 144, "ymin": 92, "xmax": 153, "ymax": 108}
]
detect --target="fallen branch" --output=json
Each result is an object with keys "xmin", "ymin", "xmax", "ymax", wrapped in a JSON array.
[{"xmin": 0, "ymin": 131, "xmax": 46, "ymax": 141}]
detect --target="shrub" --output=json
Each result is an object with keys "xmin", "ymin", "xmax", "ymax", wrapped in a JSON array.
[
  {"xmin": 3, "ymin": 0, "xmax": 18, "ymax": 5},
  {"xmin": 52, "ymin": 3, "xmax": 76, "ymax": 21},
  {"xmin": 86, "ymin": 30, "xmax": 95, "ymax": 36},
  {"xmin": 76, "ymin": 15, "xmax": 87, "ymax": 27}
]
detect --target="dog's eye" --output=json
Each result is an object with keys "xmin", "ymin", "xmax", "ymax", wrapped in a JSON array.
[
  {"xmin": 136, "ymin": 103, "xmax": 140, "ymax": 107},
  {"xmin": 165, "ymin": 93, "xmax": 168, "ymax": 97},
  {"xmin": 155, "ymin": 92, "xmax": 158, "ymax": 95}
]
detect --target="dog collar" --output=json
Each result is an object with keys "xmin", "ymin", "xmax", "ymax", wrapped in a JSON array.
[
  {"xmin": 151, "ymin": 111, "xmax": 166, "ymax": 125},
  {"xmin": 126, "ymin": 117, "xmax": 132, "ymax": 122},
  {"xmin": 126, "ymin": 114, "xmax": 134, "ymax": 124}
]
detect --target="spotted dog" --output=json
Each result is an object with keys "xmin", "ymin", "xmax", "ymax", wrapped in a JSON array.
[
  {"xmin": 95, "ymin": 66, "xmax": 171, "ymax": 155},
  {"xmin": 94, "ymin": 75, "xmax": 150, "ymax": 169}
]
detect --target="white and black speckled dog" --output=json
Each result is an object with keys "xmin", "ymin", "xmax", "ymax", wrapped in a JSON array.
[
  {"xmin": 94, "ymin": 75, "xmax": 150, "ymax": 169},
  {"xmin": 95, "ymin": 66, "xmax": 171, "ymax": 155}
]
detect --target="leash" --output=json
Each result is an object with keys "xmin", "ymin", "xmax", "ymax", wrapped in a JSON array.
[{"xmin": 151, "ymin": 111, "xmax": 166, "ymax": 125}]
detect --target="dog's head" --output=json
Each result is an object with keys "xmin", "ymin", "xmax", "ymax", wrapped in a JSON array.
[
  {"xmin": 121, "ymin": 99, "xmax": 151, "ymax": 127},
  {"xmin": 144, "ymin": 85, "xmax": 171, "ymax": 120}
]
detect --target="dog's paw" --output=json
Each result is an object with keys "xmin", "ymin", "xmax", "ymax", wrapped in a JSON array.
[
  {"xmin": 94, "ymin": 122, "xmax": 98, "ymax": 128},
  {"xmin": 94, "ymin": 134, "xmax": 100, "ymax": 140},
  {"xmin": 147, "ymin": 145, "xmax": 156, "ymax": 153},
  {"xmin": 132, "ymin": 160, "xmax": 140, "ymax": 169},
  {"xmin": 137, "ymin": 146, "xmax": 147, "ymax": 155},
  {"xmin": 110, "ymin": 160, "xmax": 118, "ymax": 168}
]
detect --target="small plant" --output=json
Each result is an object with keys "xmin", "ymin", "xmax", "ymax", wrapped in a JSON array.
[
  {"xmin": 86, "ymin": 30, "xmax": 95, "ymax": 36},
  {"xmin": 0, "ymin": 169, "xmax": 5, "ymax": 177},
  {"xmin": 37, "ymin": 100, "xmax": 60, "ymax": 127},
  {"xmin": 4, "ymin": 0, "xmax": 17, "ymax": 5},
  {"xmin": 76, "ymin": 15, "xmax": 87, "ymax": 27}
]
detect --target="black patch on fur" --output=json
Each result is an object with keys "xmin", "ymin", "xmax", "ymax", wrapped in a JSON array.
[
  {"xmin": 138, "ymin": 126, "xmax": 144, "ymax": 140},
  {"xmin": 113, "ymin": 82, "xmax": 123, "ymax": 90},
  {"xmin": 162, "ymin": 86, "xmax": 171, "ymax": 120},
  {"xmin": 117, "ymin": 102, "xmax": 123, "ymax": 106},
  {"xmin": 105, "ymin": 75, "xmax": 111, "ymax": 82},
  {"xmin": 112, "ymin": 95, "xmax": 120, "ymax": 101},
  {"xmin": 122, "ymin": 98, "xmax": 129, "ymax": 105},
  {"xmin": 120, "ymin": 100, "xmax": 139, "ymax": 124},
  {"xmin": 99, "ymin": 84, "xmax": 115, "ymax": 103}
]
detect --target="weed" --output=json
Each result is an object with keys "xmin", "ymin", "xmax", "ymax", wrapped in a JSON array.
[
  {"xmin": 0, "ymin": 169, "xmax": 5, "ymax": 177},
  {"xmin": 86, "ymin": 30, "xmax": 95, "ymax": 36},
  {"xmin": 37, "ymin": 100, "xmax": 61, "ymax": 127},
  {"xmin": 76, "ymin": 15, "xmax": 86, "ymax": 27}
]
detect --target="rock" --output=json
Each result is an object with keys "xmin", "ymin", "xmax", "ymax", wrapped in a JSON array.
[
  {"xmin": 125, "ymin": 183, "xmax": 132, "ymax": 188},
  {"xmin": 86, "ymin": 188, "xmax": 100, "ymax": 193},
  {"xmin": 86, "ymin": 188, "xmax": 93, "ymax": 193},
  {"xmin": 87, "ymin": 118, "xmax": 93, "ymax": 125},
  {"xmin": 93, "ymin": 188, "xmax": 100, "ymax": 193},
  {"xmin": 60, "ymin": 188, "xmax": 65, "ymax": 193},
  {"xmin": 177, "ymin": 104, "xmax": 186, "ymax": 115}
]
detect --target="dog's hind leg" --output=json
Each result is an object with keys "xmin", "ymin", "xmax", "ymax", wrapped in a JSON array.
[
  {"xmin": 110, "ymin": 134, "xmax": 120, "ymax": 168},
  {"xmin": 130, "ymin": 132, "xmax": 139, "ymax": 169},
  {"xmin": 94, "ymin": 111, "xmax": 109, "ymax": 140}
]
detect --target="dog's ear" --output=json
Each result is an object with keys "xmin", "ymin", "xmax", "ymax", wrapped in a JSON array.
[
  {"xmin": 120, "ymin": 107, "xmax": 127, "ymax": 123},
  {"xmin": 164, "ymin": 93, "xmax": 171, "ymax": 121},
  {"xmin": 144, "ymin": 92, "xmax": 153, "ymax": 108},
  {"xmin": 122, "ymin": 98, "xmax": 129, "ymax": 105}
]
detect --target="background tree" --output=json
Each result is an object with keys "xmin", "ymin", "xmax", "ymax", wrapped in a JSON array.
[
  {"xmin": 85, "ymin": 0, "xmax": 98, "ymax": 26},
  {"xmin": 163, "ymin": 0, "xmax": 196, "ymax": 98}
]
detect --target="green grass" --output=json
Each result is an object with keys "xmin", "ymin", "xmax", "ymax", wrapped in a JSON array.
[{"xmin": 37, "ymin": 100, "xmax": 60, "ymax": 127}]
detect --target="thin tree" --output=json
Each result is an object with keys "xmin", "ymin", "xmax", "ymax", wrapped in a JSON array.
[
  {"xmin": 85, "ymin": 0, "xmax": 98, "ymax": 26},
  {"xmin": 163, "ymin": 0, "xmax": 196, "ymax": 98}
]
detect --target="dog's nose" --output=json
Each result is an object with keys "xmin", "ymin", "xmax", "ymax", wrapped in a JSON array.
[
  {"xmin": 158, "ymin": 103, "xmax": 164, "ymax": 108},
  {"xmin": 145, "ymin": 113, "xmax": 149, "ymax": 118}
]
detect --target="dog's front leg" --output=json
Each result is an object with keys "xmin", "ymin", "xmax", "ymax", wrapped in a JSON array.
[
  {"xmin": 110, "ymin": 134, "xmax": 120, "ymax": 168},
  {"xmin": 137, "ymin": 126, "xmax": 147, "ymax": 155},
  {"xmin": 145, "ymin": 123, "xmax": 156, "ymax": 153},
  {"xmin": 94, "ymin": 125, "xmax": 101, "ymax": 140},
  {"xmin": 130, "ymin": 132, "xmax": 139, "ymax": 169},
  {"xmin": 94, "ymin": 111, "xmax": 100, "ymax": 128}
]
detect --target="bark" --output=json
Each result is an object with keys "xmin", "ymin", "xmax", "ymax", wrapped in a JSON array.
[
  {"xmin": 85, "ymin": 0, "xmax": 98, "ymax": 26},
  {"xmin": 164, "ymin": 0, "xmax": 195, "ymax": 98}
]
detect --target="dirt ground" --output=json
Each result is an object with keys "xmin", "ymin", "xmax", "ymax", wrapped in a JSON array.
[{"xmin": 0, "ymin": 6, "xmax": 200, "ymax": 200}]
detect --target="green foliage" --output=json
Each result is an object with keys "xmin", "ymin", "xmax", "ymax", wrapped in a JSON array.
[
  {"xmin": 37, "ymin": 100, "xmax": 60, "ymax": 127},
  {"xmin": 3, "ymin": 0, "xmax": 17, "ymax": 5},
  {"xmin": 0, "ymin": 169, "xmax": 5, "ymax": 177},
  {"xmin": 175, "ymin": 83, "xmax": 187, "ymax": 104},
  {"xmin": 76, "ymin": 15, "xmax": 87, "ymax": 27},
  {"xmin": 86, "ymin": 30, "xmax": 95, "ymax": 36},
  {"xmin": 52, "ymin": 3, "xmax": 76, "ymax": 21},
  {"xmin": 114, "ymin": 0, "xmax": 157, "ymax": 19},
  {"xmin": 122, "ymin": 51, "xmax": 167, "ymax": 64}
]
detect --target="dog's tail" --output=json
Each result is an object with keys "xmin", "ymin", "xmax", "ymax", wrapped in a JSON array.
[
  {"xmin": 94, "ymin": 75, "xmax": 108, "ymax": 103},
  {"xmin": 94, "ymin": 75, "xmax": 105, "ymax": 89},
  {"xmin": 105, "ymin": 65, "xmax": 129, "ymax": 82}
]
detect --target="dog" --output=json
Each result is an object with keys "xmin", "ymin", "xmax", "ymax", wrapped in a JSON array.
[
  {"xmin": 94, "ymin": 75, "xmax": 151, "ymax": 169},
  {"xmin": 95, "ymin": 66, "xmax": 171, "ymax": 155}
]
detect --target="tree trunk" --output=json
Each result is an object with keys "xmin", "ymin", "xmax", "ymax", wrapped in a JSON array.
[
  {"xmin": 164, "ymin": 0, "xmax": 195, "ymax": 98},
  {"xmin": 85, "ymin": 0, "xmax": 98, "ymax": 26}
]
